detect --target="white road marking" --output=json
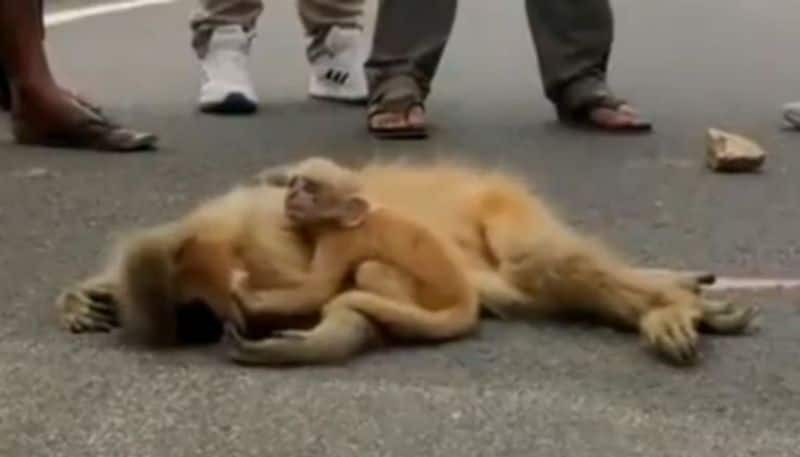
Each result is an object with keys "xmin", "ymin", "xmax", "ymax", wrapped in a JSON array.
[
  {"xmin": 44, "ymin": 0, "xmax": 177, "ymax": 27},
  {"xmin": 642, "ymin": 268, "xmax": 800, "ymax": 292},
  {"xmin": 708, "ymin": 277, "xmax": 800, "ymax": 291}
]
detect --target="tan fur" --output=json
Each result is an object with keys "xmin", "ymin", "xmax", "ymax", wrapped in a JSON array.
[
  {"xmin": 226, "ymin": 159, "xmax": 480, "ymax": 364},
  {"xmin": 56, "ymin": 158, "xmax": 759, "ymax": 365}
]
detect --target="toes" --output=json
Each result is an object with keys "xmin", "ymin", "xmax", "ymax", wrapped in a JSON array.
[
  {"xmin": 88, "ymin": 301, "xmax": 119, "ymax": 325},
  {"xmin": 369, "ymin": 112, "xmax": 409, "ymax": 130},
  {"xmin": 226, "ymin": 334, "xmax": 304, "ymax": 366},
  {"xmin": 659, "ymin": 323, "xmax": 697, "ymax": 364},
  {"xmin": 641, "ymin": 308, "xmax": 700, "ymax": 365},
  {"xmin": 653, "ymin": 330, "xmax": 698, "ymax": 365},
  {"xmin": 58, "ymin": 287, "xmax": 121, "ymax": 333},
  {"xmin": 700, "ymin": 300, "xmax": 760, "ymax": 334},
  {"xmin": 73, "ymin": 315, "xmax": 112, "ymax": 333},
  {"xmin": 700, "ymin": 298, "xmax": 731, "ymax": 314},
  {"xmin": 86, "ymin": 289, "xmax": 116, "ymax": 305},
  {"xmin": 406, "ymin": 106, "xmax": 426, "ymax": 129},
  {"xmin": 84, "ymin": 309, "xmax": 119, "ymax": 328}
]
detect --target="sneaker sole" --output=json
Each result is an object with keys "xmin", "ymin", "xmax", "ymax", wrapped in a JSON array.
[{"xmin": 199, "ymin": 93, "xmax": 258, "ymax": 115}]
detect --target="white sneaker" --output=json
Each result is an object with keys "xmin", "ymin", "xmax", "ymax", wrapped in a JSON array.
[
  {"xmin": 308, "ymin": 26, "xmax": 368, "ymax": 103},
  {"xmin": 782, "ymin": 101, "xmax": 800, "ymax": 128},
  {"xmin": 198, "ymin": 25, "xmax": 259, "ymax": 114}
]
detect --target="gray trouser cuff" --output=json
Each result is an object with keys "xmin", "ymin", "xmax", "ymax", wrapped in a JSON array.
[
  {"xmin": 368, "ymin": 74, "xmax": 424, "ymax": 108},
  {"xmin": 556, "ymin": 75, "xmax": 616, "ymax": 114}
]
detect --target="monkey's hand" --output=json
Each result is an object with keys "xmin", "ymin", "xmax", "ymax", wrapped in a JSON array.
[
  {"xmin": 56, "ymin": 283, "xmax": 120, "ymax": 333},
  {"xmin": 699, "ymin": 298, "xmax": 760, "ymax": 335},
  {"xmin": 640, "ymin": 304, "xmax": 702, "ymax": 365},
  {"xmin": 224, "ymin": 322, "xmax": 314, "ymax": 366}
]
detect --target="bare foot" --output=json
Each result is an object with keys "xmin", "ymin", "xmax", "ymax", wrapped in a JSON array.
[
  {"xmin": 368, "ymin": 104, "xmax": 427, "ymax": 139},
  {"xmin": 59, "ymin": 87, "xmax": 102, "ymax": 115},
  {"xmin": 587, "ymin": 103, "xmax": 652, "ymax": 131},
  {"xmin": 11, "ymin": 82, "xmax": 156, "ymax": 151}
]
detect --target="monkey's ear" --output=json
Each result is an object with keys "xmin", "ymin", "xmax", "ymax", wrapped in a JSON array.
[
  {"xmin": 338, "ymin": 197, "xmax": 370, "ymax": 228},
  {"xmin": 250, "ymin": 165, "xmax": 293, "ymax": 187}
]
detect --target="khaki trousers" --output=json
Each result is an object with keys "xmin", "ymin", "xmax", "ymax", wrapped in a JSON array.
[{"xmin": 190, "ymin": 0, "xmax": 364, "ymax": 59}]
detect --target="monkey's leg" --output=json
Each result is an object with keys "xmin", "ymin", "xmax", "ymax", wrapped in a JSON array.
[
  {"xmin": 469, "ymin": 270, "xmax": 533, "ymax": 319},
  {"xmin": 697, "ymin": 298, "xmax": 760, "ymax": 335},
  {"xmin": 337, "ymin": 290, "xmax": 479, "ymax": 340},
  {"xmin": 229, "ymin": 269, "xmax": 331, "ymax": 317},
  {"xmin": 480, "ymin": 200, "xmax": 757, "ymax": 364},
  {"xmin": 500, "ymin": 232, "xmax": 701, "ymax": 362},
  {"xmin": 354, "ymin": 260, "xmax": 417, "ymax": 300},
  {"xmin": 56, "ymin": 270, "xmax": 120, "ymax": 333},
  {"xmin": 355, "ymin": 261, "xmax": 479, "ymax": 338},
  {"xmin": 228, "ymin": 285, "xmax": 477, "ymax": 365},
  {"xmin": 226, "ymin": 305, "xmax": 380, "ymax": 366},
  {"xmin": 357, "ymin": 260, "xmax": 522, "ymax": 325},
  {"xmin": 628, "ymin": 268, "xmax": 757, "ymax": 334}
]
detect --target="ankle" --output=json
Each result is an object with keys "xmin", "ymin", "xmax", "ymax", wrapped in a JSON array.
[{"xmin": 10, "ymin": 76, "xmax": 57, "ymax": 101}]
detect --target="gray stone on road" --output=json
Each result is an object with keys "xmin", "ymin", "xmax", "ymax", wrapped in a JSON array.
[{"xmin": 1, "ymin": 1, "xmax": 799, "ymax": 456}]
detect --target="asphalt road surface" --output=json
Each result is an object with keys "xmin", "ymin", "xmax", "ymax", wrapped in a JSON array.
[{"xmin": 1, "ymin": 1, "xmax": 799, "ymax": 456}]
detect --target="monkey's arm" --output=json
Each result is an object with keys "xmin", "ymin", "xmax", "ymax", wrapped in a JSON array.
[
  {"xmin": 231, "ymin": 237, "xmax": 355, "ymax": 317},
  {"xmin": 226, "ymin": 306, "xmax": 382, "ymax": 366}
]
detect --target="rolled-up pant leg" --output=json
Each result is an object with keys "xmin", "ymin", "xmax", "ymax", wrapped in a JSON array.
[
  {"xmin": 365, "ymin": 0, "xmax": 457, "ymax": 104},
  {"xmin": 525, "ymin": 0, "xmax": 615, "ymax": 112}
]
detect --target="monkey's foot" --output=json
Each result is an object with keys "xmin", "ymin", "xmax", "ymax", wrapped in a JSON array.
[
  {"xmin": 56, "ymin": 285, "xmax": 119, "ymax": 333},
  {"xmin": 640, "ymin": 305, "xmax": 702, "ymax": 365},
  {"xmin": 224, "ymin": 323, "xmax": 313, "ymax": 366},
  {"xmin": 699, "ymin": 298, "xmax": 760, "ymax": 335}
]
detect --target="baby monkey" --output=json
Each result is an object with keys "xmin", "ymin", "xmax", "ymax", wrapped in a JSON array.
[{"xmin": 226, "ymin": 157, "xmax": 480, "ymax": 365}]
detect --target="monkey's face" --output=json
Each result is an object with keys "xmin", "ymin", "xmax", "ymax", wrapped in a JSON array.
[
  {"xmin": 285, "ymin": 175, "xmax": 369, "ymax": 228},
  {"xmin": 285, "ymin": 176, "xmax": 329, "ymax": 224}
]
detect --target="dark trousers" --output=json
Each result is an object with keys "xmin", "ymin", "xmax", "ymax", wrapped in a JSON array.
[
  {"xmin": 365, "ymin": 0, "xmax": 614, "ymax": 112},
  {"xmin": 0, "ymin": 63, "xmax": 9, "ymax": 110}
]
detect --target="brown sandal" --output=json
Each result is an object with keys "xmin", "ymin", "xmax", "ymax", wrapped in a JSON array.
[
  {"xmin": 367, "ymin": 85, "xmax": 428, "ymax": 139},
  {"xmin": 558, "ymin": 93, "xmax": 652, "ymax": 133}
]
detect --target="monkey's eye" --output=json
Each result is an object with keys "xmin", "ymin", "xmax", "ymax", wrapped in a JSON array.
[{"xmin": 301, "ymin": 179, "xmax": 320, "ymax": 194}]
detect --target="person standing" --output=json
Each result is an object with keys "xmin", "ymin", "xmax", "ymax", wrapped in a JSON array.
[
  {"xmin": 0, "ymin": 0, "xmax": 156, "ymax": 150},
  {"xmin": 190, "ymin": 0, "xmax": 370, "ymax": 113},
  {"xmin": 365, "ymin": 0, "xmax": 652, "ymax": 138}
]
